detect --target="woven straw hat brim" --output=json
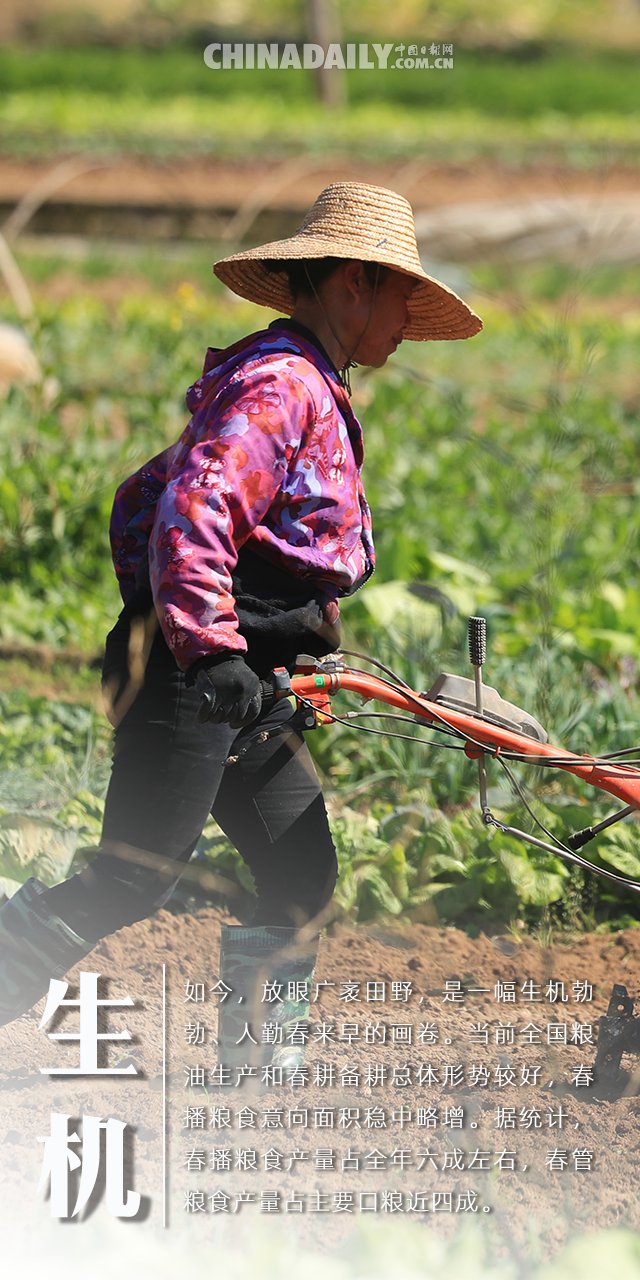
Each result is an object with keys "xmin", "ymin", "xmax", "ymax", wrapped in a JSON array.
[
  {"xmin": 213, "ymin": 178, "xmax": 482, "ymax": 341},
  {"xmin": 214, "ymin": 240, "xmax": 481, "ymax": 341}
]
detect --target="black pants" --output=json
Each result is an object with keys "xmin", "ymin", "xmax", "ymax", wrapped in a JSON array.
[{"xmin": 44, "ymin": 620, "xmax": 338, "ymax": 943}]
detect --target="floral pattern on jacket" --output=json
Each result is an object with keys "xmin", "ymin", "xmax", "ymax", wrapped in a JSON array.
[{"xmin": 109, "ymin": 323, "xmax": 375, "ymax": 669}]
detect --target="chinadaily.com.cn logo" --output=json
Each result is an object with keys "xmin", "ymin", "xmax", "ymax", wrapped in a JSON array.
[{"xmin": 203, "ymin": 42, "xmax": 455, "ymax": 71}]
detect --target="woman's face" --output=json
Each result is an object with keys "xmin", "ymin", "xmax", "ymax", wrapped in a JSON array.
[{"xmin": 349, "ymin": 269, "xmax": 417, "ymax": 368}]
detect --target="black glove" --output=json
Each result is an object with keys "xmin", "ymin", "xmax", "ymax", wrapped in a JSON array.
[
  {"xmin": 192, "ymin": 654, "xmax": 262, "ymax": 728},
  {"xmin": 234, "ymin": 595, "xmax": 342, "ymax": 661},
  {"xmin": 285, "ymin": 598, "xmax": 341, "ymax": 652}
]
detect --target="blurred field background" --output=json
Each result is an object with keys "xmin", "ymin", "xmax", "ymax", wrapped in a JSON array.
[{"xmin": 1, "ymin": 0, "xmax": 640, "ymax": 934}]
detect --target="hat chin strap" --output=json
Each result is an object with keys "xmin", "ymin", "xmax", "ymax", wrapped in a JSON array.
[{"xmin": 303, "ymin": 263, "xmax": 382, "ymax": 395}]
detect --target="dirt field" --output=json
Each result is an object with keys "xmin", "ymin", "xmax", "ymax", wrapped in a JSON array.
[
  {"xmin": 1, "ymin": 903, "xmax": 639, "ymax": 1272},
  {"xmin": 3, "ymin": 154, "xmax": 639, "ymax": 276},
  {"xmin": 3, "ymin": 155, "xmax": 640, "ymax": 211}
]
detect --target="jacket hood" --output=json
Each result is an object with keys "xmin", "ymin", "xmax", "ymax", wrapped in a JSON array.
[{"xmin": 184, "ymin": 321, "xmax": 350, "ymax": 416}]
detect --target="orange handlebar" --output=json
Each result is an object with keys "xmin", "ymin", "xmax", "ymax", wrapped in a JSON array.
[{"xmin": 290, "ymin": 670, "xmax": 640, "ymax": 812}]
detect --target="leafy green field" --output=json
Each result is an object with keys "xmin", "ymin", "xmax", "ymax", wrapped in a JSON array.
[
  {"xmin": 2, "ymin": 242, "xmax": 640, "ymax": 930},
  {"xmin": 1, "ymin": 45, "xmax": 639, "ymax": 163},
  {"xmin": 3, "ymin": 45, "xmax": 639, "ymax": 115}
]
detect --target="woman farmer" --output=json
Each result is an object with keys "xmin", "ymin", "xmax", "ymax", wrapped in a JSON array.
[{"xmin": 0, "ymin": 183, "xmax": 481, "ymax": 1065}]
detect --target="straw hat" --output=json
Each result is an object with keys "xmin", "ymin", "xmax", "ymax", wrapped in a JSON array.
[{"xmin": 214, "ymin": 181, "xmax": 482, "ymax": 342}]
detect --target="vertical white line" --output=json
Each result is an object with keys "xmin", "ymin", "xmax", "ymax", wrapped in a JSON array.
[{"xmin": 162, "ymin": 961, "xmax": 167, "ymax": 1228}]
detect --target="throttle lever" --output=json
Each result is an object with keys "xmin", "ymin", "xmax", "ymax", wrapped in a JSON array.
[{"xmin": 468, "ymin": 615, "xmax": 487, "ymax": 668}]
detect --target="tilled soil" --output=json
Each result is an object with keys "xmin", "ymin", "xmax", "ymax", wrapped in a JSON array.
[
  {"xmin": 1, "ymin": 906, "xmax": 639, "ymax": 1272},
  {"xmin": 2, "ymin": 155, "xmax": 640, "ymax": 252},
  {"xmin": 3, "ymin": 156, "xmax": 640, "ymax": 213}
]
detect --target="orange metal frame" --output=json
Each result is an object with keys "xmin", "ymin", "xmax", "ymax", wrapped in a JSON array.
[{"xmin": 290, "ymin": 670, "xmax": 640, "ymax": 812}]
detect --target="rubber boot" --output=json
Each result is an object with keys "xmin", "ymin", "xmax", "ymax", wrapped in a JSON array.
[
  {"xmin": 0, "ymin": 878, "xmax": 94, "ymax": 1028},
  {"xmin": 216, "ymin": 924, "xmax": 316, "ymax": 1080}
]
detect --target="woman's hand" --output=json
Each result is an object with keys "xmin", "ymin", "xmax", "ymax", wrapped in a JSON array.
[{"xmin": 192, "ymin": 654, "xmax": 262, "ymax": 728}]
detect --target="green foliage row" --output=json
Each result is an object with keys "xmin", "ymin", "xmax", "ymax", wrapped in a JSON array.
[
  {"xmin": 1, "ymin": 45, "xmax": 639, "ymax": 117},
  {"xmin": 1, "ymin": 45, "xmax": 639, "ymax": 164}
]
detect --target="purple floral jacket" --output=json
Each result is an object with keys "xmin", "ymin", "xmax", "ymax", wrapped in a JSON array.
[{"xmin": 109, "ymin": 323, "xmax": 376, "ymax": 669}]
